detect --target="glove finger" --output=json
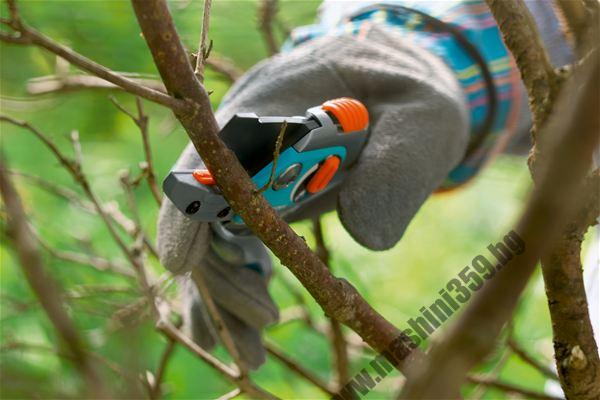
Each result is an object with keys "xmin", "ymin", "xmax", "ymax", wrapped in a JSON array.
[
  {"xmin": 196, "ymin": 247, "xmax": 279, "ymax": 330},
  {"xmin": 218, "ymin": 306, "xmax": 266, "ymax": 371},
  {"xmin": 183, "ymin": 277, "xmax": 267, "ymax": 370},
  {"xmin": 181, "ymin": 276, "xmax": 218, "ymax": 351}
]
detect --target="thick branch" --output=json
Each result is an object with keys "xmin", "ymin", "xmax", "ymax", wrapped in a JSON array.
[
  {"xmin": 130, "ymin": 0, "xmax": 423, "ymax": 373},
  {"xmin": 540, "ymin": 171, "xmax": 600, "ymax": 400},
  {"xmin": 400, "ymin": 41, "xmax": 600, "ymax": 399},
  {"xmin": 556, "ymin": 0, "xmax": 591, "ymax": 49},
  {"xmin": 485, "ymin": 0, "xmax": 561, "ymax": 173}
]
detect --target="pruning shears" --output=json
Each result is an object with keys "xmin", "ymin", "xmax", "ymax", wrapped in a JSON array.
[{"xmin": 163, "ymin": 97, "xmax": 369, "ymax": 226}]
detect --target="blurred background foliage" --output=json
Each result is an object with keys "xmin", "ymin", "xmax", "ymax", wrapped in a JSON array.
[{"xmin": 0, "ymin": 1, "xmax": 583, "ymax": 399}]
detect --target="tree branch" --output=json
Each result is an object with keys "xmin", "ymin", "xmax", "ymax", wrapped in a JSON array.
[
  {"xmin": 26, "ymin": 73, "xmax": 166, "ymax": 96},
  {"xmin": 194, "ymin": 0, "xmax": 212, "ymax": 82},
  {"xmin": 400, "ymin": 37, "xmax": 600, "ymax": 399},
  {"xmin": 486, "ymin": 2, "xmax": 600, "ymax": 398},
  {"xmin": 485, "ymin": 0, "xmax": 562, "ymax": 174},
  {"xmin": 264, "ymin": 341, "xmax": 336, "ymax": 396},
  {"xmin": 110, "ymin": 96, "xmax": 162, "ymax": 206},
  {"xmin": 540, "ymin": 171, "xmax": 600, "ymax": 399},
  {"xmin": 0, "ymin": 1, "xmax": 183, "ymax": 111},
  {"xmin": 313, "ymin": 217, "xmax": 350, "ymax": 388},
  {"xmin": 130, "ymin": 0, "xmax": 423, "ymax": 373}
]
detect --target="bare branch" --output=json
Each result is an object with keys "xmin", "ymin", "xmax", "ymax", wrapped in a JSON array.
[
  {"xmin": 400, "ymin": 36, "xmax": 600, "ymax": 399},
  {"xmin": 264, "ymin": 342, "xmax": 336, "ymax": 396},
  {"xmin": 148, "ymin": 338, "xmax": 177, "ymax": 400},
  {"xmin": 206, "ymin": 54, "xmax": 243, "ymax": 82},
  {"xmin": 110, "ymin": 96, "xmax": 162, "ymax": 206},
  {"xmin": 0, "ymin": 2, "xmax": 183, "ymax": 110},
  {"xmin": 156, "ymin": 320, "xmax": 278, "ymax": 399},
  {"xmin": 257, "ymin": 121, "xmax": 287, "ymax": 194},
  {"xmin": 556, "ymin": 0, "xmax": 591, "ymax": 49},
  {"xmin": 194, "ymin": 0, "xmax": 213, "ymax": 82},
  {"xmin": 0, "ymin": 157, "xmax": 106, "ymax": 397},
  {"xmin": 540, "ymin": 171, "xmax": 600, "ymax": 398},
  {"xmin": 191, "ymin": 268, "xmax": 249, "ymax": 377},
  {"xmin": 485, "ymin": 0, "xmax": 562, "ymax": 174},
  {"xmin": 313, "ymin": 217, "xmax": 349, "ymax": 387},
  {"xmin": 131, "ymin": 0, "xmax": 423, "ymax": 373},
  {"xmin": 507, "ymin": 335, "xmax": 558, "ymax": 380},
  {"xmin": 26, "ymin": 73, "xmax": 166, "ymax": 96}
]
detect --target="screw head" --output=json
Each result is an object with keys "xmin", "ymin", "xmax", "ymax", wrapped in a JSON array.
[{"xmin": 185, "ymin": 201, "xmax": 201, "ymax": 214}]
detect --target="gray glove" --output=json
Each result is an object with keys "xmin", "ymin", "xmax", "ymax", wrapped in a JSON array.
[{"xmin": 158, "ymin": 25, "xmax": 469, "ymax": 368}]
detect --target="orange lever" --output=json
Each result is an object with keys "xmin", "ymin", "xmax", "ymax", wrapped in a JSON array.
[
  {"xmin": 307, "ymin": 156, "xmax": 341, "ymax": 194},
  {"xmin": 192, "ymin": 169, "xmax": 216, "ymax": 185}
]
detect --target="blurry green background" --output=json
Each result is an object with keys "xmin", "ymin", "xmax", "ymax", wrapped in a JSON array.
[{"xmin": 0, "ymin": 1, "xmax": 576, "ymax": 399}]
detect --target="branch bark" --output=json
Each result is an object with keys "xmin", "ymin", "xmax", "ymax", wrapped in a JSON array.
[
  {"xmin": 540, "ymin": 171, "xmax": 600, "ymax": 399},
  {"xmin": 130, "ymin": 0, "xmax": 423, "ymax": 373}
]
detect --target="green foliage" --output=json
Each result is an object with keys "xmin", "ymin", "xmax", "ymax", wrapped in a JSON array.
[{"xmin": 0, "ymin": 1, "xmax": 561, "ymax": 399}]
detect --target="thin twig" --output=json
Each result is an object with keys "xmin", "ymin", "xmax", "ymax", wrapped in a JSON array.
[
  {"xmin": 313, "ymin": 217, "xmax": 350, "ymax": 388},
  {"xmin": 257, "ymin": 121, "xmax": 287, "ymax": 194},
  {"xmin": 148, "ymin": 338, "xmax": 177, "ymax": 400},
  {"xmin": 0, "ymin": 116, "xmax": 157, "ymax": 317},
  {"xmin": 467, "ymin": 376, "xmax": 563, "ymax": 400},
  {"xmin": 264, "ymin": 341, "xmax": 337, "ymax": 396},
  {"xmin": 0, "ymin": 0, "xmax": 182, "ymax": 111},
  {"xmin": 215, "ymin": 388, "xmax": 241, "ymax": 400},
  {"xmin": 191, "ymin": 268, "xmax": 248, "ymax": 377},
  {"xmin": 194, "ymin": 0, "xmax": 213, "ymax": 82},
  {"xmin": 26, "ymin": 73, "xmax": 166, "ymax": 96},
  {"xmin": 206, "ymin": 54, "xmax": 242, "ymax": 82},
  {"xmin": 156, "ymin": 319, "xmax": 278, "ymax": 399},
  {"xmin": 507, "ymin": 336, "xmax": 558, "ymax": 380},
  {"xmin": 110, "ymin": 96, "xmax": 161, "ymax": 206}
]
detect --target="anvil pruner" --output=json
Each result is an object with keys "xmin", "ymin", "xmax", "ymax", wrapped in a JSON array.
[{"xmin": 163, "ymin": 97, "xmax": 369, "ymax": 226}]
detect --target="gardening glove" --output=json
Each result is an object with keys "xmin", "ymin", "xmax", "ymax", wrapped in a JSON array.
[
  {"xmin": 158, "ymin": 25, "xmax": 469, "ymax": 368},
  {"xmin": 158, "ymin": 164, "xmax": 278, "ymax": 370}
]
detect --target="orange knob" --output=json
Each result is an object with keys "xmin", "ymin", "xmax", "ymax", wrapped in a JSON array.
[
  {"xmin": 322, "ymin": 98, "xmax": 369, "ymax": 133},
  {"xmin": 192, "ymin": 169, "xmax": 216, "ymax": 185},
  {"xmin": 306, "ymin": 156, "xmax": 341, "ymax": 194}
]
